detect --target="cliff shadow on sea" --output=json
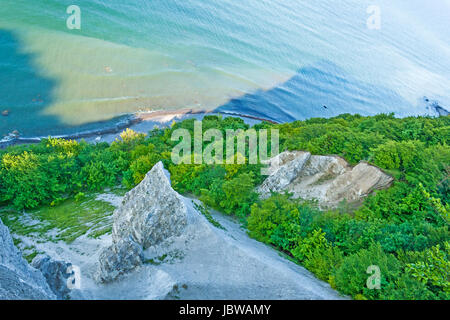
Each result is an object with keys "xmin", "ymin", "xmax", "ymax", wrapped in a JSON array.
[
  {"xmin": 0, "ymin": 29, "xmax": 138, "ymax": 143},
  {"xmin": 0, "ymin": 29, "xmax": 59, "ymax": 138},
  {"xmin": 213, "ymin": 60, "xmax": 416, "ymax": 123}
]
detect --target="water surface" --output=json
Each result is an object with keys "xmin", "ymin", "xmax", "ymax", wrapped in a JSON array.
[{"xmin": 1, "ymin": 0, "xmax": 449, "ymax": 136}]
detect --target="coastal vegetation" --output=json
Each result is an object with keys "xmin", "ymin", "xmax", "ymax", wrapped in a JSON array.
[{"xmin": 0, "ymin": 114, "xmax": 448, "ymax": 300}]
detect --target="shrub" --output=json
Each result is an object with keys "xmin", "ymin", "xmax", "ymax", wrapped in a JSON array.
[
  {"xmin": 247, "ymin": 194, "xmax": 301, "ymax": 246},
  {"xmin": 405, "ymin": 243, "xmax": 450, "ymax": 295},
  {"xmin": 291, "ymin": 229, "xmax": 330, "ymax": 262},
  {"xmin": 334, "ymin": 243, "xmax": 401, "ymax": 299},
  {"xmin": 303, "ymin": 245, "xmax": 344, "ymax": 283},
  {"xmin": 219, "ymin": 172, "xmax": 258, "ymax": 217}
]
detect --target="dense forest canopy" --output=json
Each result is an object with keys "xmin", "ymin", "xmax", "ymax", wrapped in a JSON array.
[{"xmin": 0, "ymin": 113, "xmax": 449, "ymax": 299}]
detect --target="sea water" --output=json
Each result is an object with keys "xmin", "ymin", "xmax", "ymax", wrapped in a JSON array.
[{"xmin": 0, "ymin": 0, "xmax": 449, "ymax": 136}]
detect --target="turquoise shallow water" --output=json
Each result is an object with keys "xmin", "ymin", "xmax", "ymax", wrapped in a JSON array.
[{"xmin": 0, "ymin": 0, "xmax": 449, "ymax": 136}]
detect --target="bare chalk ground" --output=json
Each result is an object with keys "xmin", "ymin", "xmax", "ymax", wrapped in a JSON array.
[{"xmin": 13, "ymin": 192, "xmax": 344, "ymax": 300}]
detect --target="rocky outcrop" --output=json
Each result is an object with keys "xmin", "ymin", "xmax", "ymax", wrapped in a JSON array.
[
  {"xmin": 96, "ymin": 162, "xmax": 189, "ymax": 283},
  {"xmin": 0, "ymin": 218, "xmax": 56, "ymax": 300},
  {"xmin": 31, "ymin": 255, "xmax": 72, "ymax": 300},
  {"xmin": 112, "ymin": 162, "xmax": 188, "ymax": 248},
  {"xmin": 424, "ymin": 97, "xmax": 449, "ymax": 116},
  {"xmin": 96, "ymin": 237, "xmax": 144, "ymax": 283},
  {"xmin": 258, "ymin": 151, "xmax": 393, "ymax": 208}
]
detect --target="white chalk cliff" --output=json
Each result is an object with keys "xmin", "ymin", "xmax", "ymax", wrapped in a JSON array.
[
  {"xmin": 258, "ymin": 151, "xmax": 393, "ymax": 208},
  {"xmin": 96, "ymin": 161, "xmax": 189, "ymax": 283}
]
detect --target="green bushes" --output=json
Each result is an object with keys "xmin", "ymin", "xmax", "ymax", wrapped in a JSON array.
[
  {"xmin": 303, "ymin": 245, "xmax": 343, "ymax": 284},
  {"xmin": 122, "ymin": 144, "xmax": 163, "ymax": 188},
  {"xmin": 172, "ymin": 165, "xmax": 260, "ymax": 217},
  {"xmin": 246, "ymin": 187, "xmax": 448, "ymax": 299},
  {"xmin": 0, "ymin": 135, "xmax": 150, "ymax": 209},
  {"xmin": 404, "ymin": 243, "xmax": 449, "ymax": 295},
  {"xmin": 372, "ymin": 140, "xmax": 425, "ymax": 171},
  {"xmin": 79, "ymin": 149, "xmax": 122, "ymax": 191},
  {"xmin": 245, "ymin": 188, "xmax": 447, "ymax": 299},
  {"xmin": 247, "ymin": 193, "xmax": 302, "ymax": 246},
  {"xmin": 334, "ymin": 243, "xmax": 401, "ymax": 299},
  {"xmin": 216, "ymin": 172, "xmax": 258, "ymax": 217},
  {"xmin": 0, "ymin": 151, "xmax": 61, "ymax": 209},
  {"xmin": 292, "ymin": 228, "xmax": 330, "ymax": 261}
]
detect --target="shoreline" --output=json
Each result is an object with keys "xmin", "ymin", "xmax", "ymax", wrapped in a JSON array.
[
  {"xmin": 0, "ymin": 109, "xmax": 279, "ymax": 149},
  {"xmin": 1, "ymin": 99, "xmax": 447, "ymax": 149}
]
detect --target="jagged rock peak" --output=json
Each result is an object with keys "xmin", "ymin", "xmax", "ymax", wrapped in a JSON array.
[
  {"xmin": 97, "ymin": 161, "xmax": 189, "ymax": 283},
  {"xmin": 112, "ymin": 161, "xmax": 188, "ymax": 249},
  {"xmin": 258, "ymin": 151, "xmax": 393, "ymax": 208}
]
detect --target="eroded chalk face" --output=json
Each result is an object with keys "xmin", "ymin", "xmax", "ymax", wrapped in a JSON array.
[
  {"xmin": 257, "ymin": 151, "xmax": 393, "ymax": 208},
  {"xmin": 97, "ymin": 162, "xmax": 189, "ymax": 283},
  {"xmin": 0, "ymin": 219, "xmax": 56, "ymax": 300}
]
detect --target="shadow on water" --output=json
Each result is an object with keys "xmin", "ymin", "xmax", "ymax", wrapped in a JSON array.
[
  {"xmin": 0, "ymin": 36, "xmax": 426, "ymax": 140},
  {"xmin": 0, "ymin": 29, "xmax": 135, "ymax": 140},
  {"xmin": 0, "ymin": 29, "xmax": 60, "ymax": 137},
  {"xmin": 214, "ymin": 60, "xmax": 415, "ymax": 123}
]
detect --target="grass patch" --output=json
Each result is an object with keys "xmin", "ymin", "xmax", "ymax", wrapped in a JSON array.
[
  {"xmin": 144, "ymin": 254, "xmax": 168, "ymax": 266},
  {"xmin": 110, "ymin": 186, "xmax": 129, "ymax": 197},
  {"xmin": 193, "ymin": 202, "xmax": 226, "ymax": 230},
  {"xmin": 0, "ymin": 193, "xmax": 116, "ymax": 244},
  {"xmin": 24, "ymin": 249, "xmax": 43, "ymax": 264},
  {"xmin": 144, "ymin": 250, "xmax": 185, "ymax": 266}
]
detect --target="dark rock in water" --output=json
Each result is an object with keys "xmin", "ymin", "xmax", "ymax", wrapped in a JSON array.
[
  {"xmin": 433, "ymin": 104, "xmax": 449, "ymax": 116},
  {"xmin": 424, "ymin": 97, "xmax": 449, "ymax": 117},
  {"xmin": 0, "ymin": 218, "xmax": 56, "ymax": 300},
  {"xmin": 31, "ymin": 255, "xmax": 72, "ymax": 300}
]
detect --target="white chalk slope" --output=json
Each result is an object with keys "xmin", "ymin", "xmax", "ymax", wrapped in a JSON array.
[
  {"xmin": 6, "ymin": 162, "xmax": 344, "ymax": 300},
  {"xmin": 91, "ymin": 162, "xmax": 343, "ymax": 300}
]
